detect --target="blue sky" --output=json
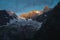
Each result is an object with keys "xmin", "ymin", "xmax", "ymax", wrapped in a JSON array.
[{"xmin": 0, "ymin": 0, "xmax": 60, "ymax": 15}]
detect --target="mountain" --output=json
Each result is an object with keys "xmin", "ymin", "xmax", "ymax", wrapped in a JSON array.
[
  {"xmin": 19, "ymin": 6, "xmax": 51, "ymax": 21},
  {"xmin": 0, "ymin": 15, "xmax": 42, "ymax": 40},
  {"xmin": 0, "ymin": 2, "xmax": 60, "ymax": 40},
  {"xmin": 0, "ymin": 10, "xmax": 17, "ymax": 26},
  {"xmin": 34, "ymin": 2, "xmax": 60, "ymax": 40},
  {"xmin": 20, "ymin": 10, "xmax": 43, "ymax": 20},
  {"xmin": 0, "ymin": 10, "xmax": 42, "ymax": 40},
  {"xmin": 34, "ymin": 6, "xmax": 51, "ymax": 22},
  {"xmin": 43, "ymin": 6, "xmax": 52, "ymax": 12}
]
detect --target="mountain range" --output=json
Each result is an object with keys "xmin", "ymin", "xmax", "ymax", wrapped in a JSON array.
[
  {"xmin": 19, "ymin": 6, "xmax": 51, "ymax": 20},
  {"xmin": 0, "ymin": 2, "xmax": 60, "ymax": 40}
]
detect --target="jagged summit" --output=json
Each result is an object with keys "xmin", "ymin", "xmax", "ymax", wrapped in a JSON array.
[{"xmin": 43, "ymin": 6, "xmax": 52, "ymax": 12}]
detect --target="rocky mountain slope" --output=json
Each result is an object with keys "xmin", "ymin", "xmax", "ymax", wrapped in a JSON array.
[
  {"xmin": 0, "ymin": 10, "xmax": 17, "ymax": 26},
  {"xmin": 34, "ymin": 2, "xmax": 60, "ymax": 40}
]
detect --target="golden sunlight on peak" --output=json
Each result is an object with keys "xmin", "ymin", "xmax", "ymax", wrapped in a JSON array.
[
  {"xmin": 35, "ymin": 10, "xmax": 40, "ymax": 14},
  {"xmin": 19, "ymin": 10, "xmax": 44, "ymax": 19}
]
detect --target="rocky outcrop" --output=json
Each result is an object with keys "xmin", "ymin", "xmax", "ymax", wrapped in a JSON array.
[{"xmin": 34, "ymin": 2, "xmax": 60, "ymax": 40}]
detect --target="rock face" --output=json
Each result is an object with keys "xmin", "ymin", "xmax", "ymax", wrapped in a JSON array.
[
  {"xmin": 34, "ymin": 2, "xmax": 60, "ymax": 40},
  {"xmin": 35, "ymin": 6, "xmax": 51, "ymax": 22},
  {"xmin": 35, "ymin": 12, "xmax": 47, "ymax": 22},
  {"xmin": 0, "ymin": 10, "xmax": 17, "ymax": 26}
]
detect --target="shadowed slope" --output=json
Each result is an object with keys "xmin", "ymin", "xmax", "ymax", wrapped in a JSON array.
[{"xmin": 34, "ymin": 2, "xmax": 60, "ymax": 40}]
